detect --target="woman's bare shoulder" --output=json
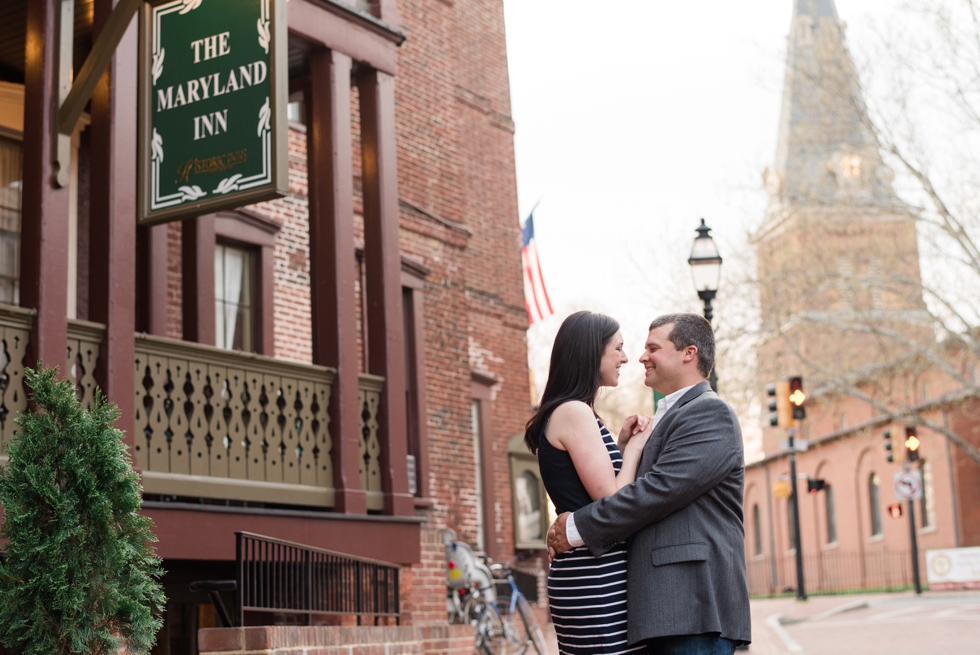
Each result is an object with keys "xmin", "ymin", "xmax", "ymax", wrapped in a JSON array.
[{"xmin": 549, "ymin": 400, "xmax": 595, "ymax": 424}]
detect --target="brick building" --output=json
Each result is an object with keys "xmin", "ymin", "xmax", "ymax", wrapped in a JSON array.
[
  {"xmin": 0, "ymin": 0, "xmax": 537, "ymax": 651},
  {"xmin": 746, "ymin": 0, "xmax": 980, "ymax": 596}
]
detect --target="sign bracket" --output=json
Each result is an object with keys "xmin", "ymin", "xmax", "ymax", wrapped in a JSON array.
[{"xmin": 54, "ymin": 0, "xmax": 142, "ymax": 187}]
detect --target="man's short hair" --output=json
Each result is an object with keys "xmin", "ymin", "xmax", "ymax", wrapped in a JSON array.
[{"xmin": 649, "ymin": 313, "xmax": 715, "ymax": 379}]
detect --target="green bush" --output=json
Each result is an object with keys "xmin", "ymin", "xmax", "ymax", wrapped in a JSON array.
[{"xmin": 0, "ymin": 366, "xmax": 165, "ymax": 654}]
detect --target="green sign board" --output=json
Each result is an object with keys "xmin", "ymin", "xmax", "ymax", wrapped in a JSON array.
[{"xmin": 138, "ymin": 0, "xmax": 287, "ymax": 225}]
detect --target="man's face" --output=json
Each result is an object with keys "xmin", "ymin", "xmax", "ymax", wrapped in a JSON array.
[{"xmin": 638, "ymin": 323, "xmax": 691, "ymax": 394}]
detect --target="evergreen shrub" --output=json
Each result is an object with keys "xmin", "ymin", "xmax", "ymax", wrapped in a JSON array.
[{"xmin": 0, "ymin": 366, "xmax": 165, "ymax": 654}]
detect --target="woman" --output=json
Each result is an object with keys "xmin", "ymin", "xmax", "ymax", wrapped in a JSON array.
[{"xmin": 525, "ymin": 311, "xmax": 653, "ymax": 655}]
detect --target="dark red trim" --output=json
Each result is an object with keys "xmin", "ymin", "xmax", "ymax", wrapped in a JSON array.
[
  {"xmin": 20, "ymin": 0, "xmax": 70, "ymax": 371},
  {"xmin": 181, "ymin": 215, "xmax": 216, "ymax": 345},
  {"xmin": 288, "ymin": 0, "xmax": 402, "ymax": 75},
  {"xmin": 89, "ymin": 0, "xmax": 138, "ymax": 444},
  {"xmin": 307, "ymin": 49, "xmax": 366, "ymax": 514},
  {"xmin": 359, "ymin": 68, "xmax": 411, "ymax": 516},
  {"xmin": 144, "ymin": 504, "xmax": 421, "ymax": 564}
]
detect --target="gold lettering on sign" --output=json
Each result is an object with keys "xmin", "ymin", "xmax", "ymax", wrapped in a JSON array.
[{"xmin": 175, "ymin": 149, "xmax": 249, "ymax": 183}]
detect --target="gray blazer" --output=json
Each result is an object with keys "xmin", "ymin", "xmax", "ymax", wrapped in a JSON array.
[{"xmin": 573, "ymin": 381, "xmax": 751, "ymax": 646}]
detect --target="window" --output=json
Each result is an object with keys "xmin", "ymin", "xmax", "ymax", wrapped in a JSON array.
[
  {"xmin": 515, "ymin": 471, "xmax": 543, "ymax": 542},
  {"xmin": 471, "ymin": 399, "xmax": 486, "ymax": 552},
  {"xmin": 214, "ymin": 243, "xmax": 254, "ymax": 351},
  {"xmin": 0, "ymin": 136, "xmax": 21, "ymax": 305},
  {"xmin": 825, "ymin": 484, "xmax": 837, "ymax": 544},
  {"xmin": 753, "ymin": 504, "xmax": 763, "ymax": 556},
  {"xmin": 869, "ymin": 472, "xmax": 883, "ymax": 536},
  {"xmin": 402, "ymin": 272, "xmax": 428, "ymax": 499},
  {"xmin": 508, "ymin": 432, "xmax": 549, "ymax": 550},
  {"xmin": 841, "ymin": 155, "xmax": 862, "ymax": 178},
  {"xmin": 920, "ymin": 460, "xmax": 935, "ymax": 529},
  {"xmin": 471, "ymin": 371, "xmax": 498, "ymax": 556}
]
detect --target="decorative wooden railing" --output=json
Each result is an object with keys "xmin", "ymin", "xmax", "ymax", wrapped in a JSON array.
[
  {"xmin": 358, "ymin": 374, "xmax": 384, "ymax": 511},
  {"xmin": 133, "ymin": 334, "xmax": 339, "ymax": 507},
  {"xmin": 0, "ymin": 315, "xmax": 390, "ymax": 510},
  {"xmin": 0, "ymin": 304, "xmax": 33, "ymax": 456},
  {"xmin": 67, "ymin": 319, "xmax": 104, "ymax": 410}
]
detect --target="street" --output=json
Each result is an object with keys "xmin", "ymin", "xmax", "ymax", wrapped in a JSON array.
[{"xmin": 748, "ymin": 591, "xmax": 980, "ymax": 655}]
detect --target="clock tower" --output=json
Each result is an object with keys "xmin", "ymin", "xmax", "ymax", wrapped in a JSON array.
[{"xmin": 754, "ymin": 0, "xmax": 930, "ymax": 455}]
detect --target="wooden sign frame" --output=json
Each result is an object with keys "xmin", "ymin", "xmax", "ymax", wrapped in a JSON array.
[{"xmin": 137, "ymin": 0, "xmax": 288, "ymax": 226}]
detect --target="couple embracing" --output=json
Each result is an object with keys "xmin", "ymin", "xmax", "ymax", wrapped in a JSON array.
[{"xmin": 525, "ymin": 312, "xmax": 750, "ymax": 655}]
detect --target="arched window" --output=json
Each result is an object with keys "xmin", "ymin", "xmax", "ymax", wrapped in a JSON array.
[
  {"xmin": 515, "ymin": 470, "xmax": 543, "ymax": 542},
  {"xmin": 869, "ymin": 473, "xmax": 883, "ymax": 536},
  {"xmin": 825, "ymin": 484, "xmax": 837, "ymax": 545},
  {"xmin": 752, "ymin": 503, "xmax": 763, "ymax": 556},
  {"xmin": 508, "ymin": 433, "xmax": 549, "ymax": 550}
]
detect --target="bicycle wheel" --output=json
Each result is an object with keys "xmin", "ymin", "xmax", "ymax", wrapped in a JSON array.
[
  {"xmin": 515, "ymin": 595, "xmax": 547, "ymax": 655},
  {"xmin": 465, "ymin": 596, "xmax": 506, "ymax": 655}
]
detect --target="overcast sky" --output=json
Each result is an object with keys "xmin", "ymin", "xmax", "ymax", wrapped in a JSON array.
[{"xmin": 502, "ymin": 0, "xmax": 907, "ymax": 416}]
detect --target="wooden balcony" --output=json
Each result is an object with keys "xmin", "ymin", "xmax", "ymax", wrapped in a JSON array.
[
  {"xmin": 0, "ymin": 306, "xmax": 388, "ymax": 511},
  {"xmin": 133, "ymin": 334, "xmax": 386, "ymax": 509},
  {"xmin": 0, "ymin": 304, "xmax": 33, "ymax": 455},
  {"xmin": 0, "ymin": 305, "xmax": 104, "ymax": 457}
]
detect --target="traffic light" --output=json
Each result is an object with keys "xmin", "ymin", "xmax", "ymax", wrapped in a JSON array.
[
  {"xmin": 905, "ymin": 426, "xmax": 920, "ymax": 462},
  {"xmin": 766, "ymin": 380, "xmax": 792, "ymax": 428},
  {"xmin": 883, "ymin": 430, "xmax": 894, "ymax": 463},
  {"xmin": 788, "ymin": 376, "xmax": 806, "ymax": 420},
  {"xmin": 888, "ymin": 503, "xmax": 903, "ymax": 519},
  {"xmin": 807, "ymin": 478, "xmax": 826, "ymax": 494}
]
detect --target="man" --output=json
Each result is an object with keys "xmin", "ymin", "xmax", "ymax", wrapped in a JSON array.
[{"xmin": 547, "ymin": 313, "xmax": 750, "ymax": 654}]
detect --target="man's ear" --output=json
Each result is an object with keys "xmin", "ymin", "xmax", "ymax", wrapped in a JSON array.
[{"xmin": 683, "ymin": 345, "xmax": 698, "ymax": 364}]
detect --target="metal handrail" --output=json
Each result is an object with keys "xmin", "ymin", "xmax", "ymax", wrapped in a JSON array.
[{"xmin": 235, "ymin": 531, "xmax": 400, "ymax": 626}]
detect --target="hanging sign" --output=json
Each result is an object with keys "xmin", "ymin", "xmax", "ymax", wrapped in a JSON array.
[{"xmin": 137, "ymin": 0, "xmax": 287, "ymax": 225}]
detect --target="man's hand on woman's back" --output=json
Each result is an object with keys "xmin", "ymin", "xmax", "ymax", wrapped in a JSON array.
[{"xmin": 547, "ymin": 512, "xmax": 572, "ymax": 562}]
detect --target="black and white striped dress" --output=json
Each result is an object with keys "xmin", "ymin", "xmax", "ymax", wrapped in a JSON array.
[{"xmin": 539, "ymin": 416, "xmax": 646, "ymax": 654}]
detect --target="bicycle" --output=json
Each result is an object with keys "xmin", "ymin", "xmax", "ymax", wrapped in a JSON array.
[{"xmin": 443, "ymin": 530, "xmax": 547, "ymax": 655}]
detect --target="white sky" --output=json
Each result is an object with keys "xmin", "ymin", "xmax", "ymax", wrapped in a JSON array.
[{"xmin": 503, "ymin": 0, "xmax": 907, "ymax": 412}]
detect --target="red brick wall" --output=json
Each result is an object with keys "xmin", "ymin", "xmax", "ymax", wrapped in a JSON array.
[
  {"xmin": 158, "ymin": 0, "xmax": 532, "ymax": 621},
  {"xmin": 199, "ymin": 625, "xmax": 473, "ymax": 655}
]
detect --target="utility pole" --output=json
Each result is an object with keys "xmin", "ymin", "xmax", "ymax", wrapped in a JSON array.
[
  {"xmin": 788, "ymin": 428, "xmax": 806, "ymax": 600},
  {"xmin": 903, "ymin": 427, "xmax": 923, "ymax": 594},
  {"xmin": 905, "ymin": 460, "xmax": 923, "ymax": 595}
]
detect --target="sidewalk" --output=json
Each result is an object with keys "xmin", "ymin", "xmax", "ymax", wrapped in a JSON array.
[{"xmin": 748, "ymin": 590, "xmax": 980, "ymax": 654}]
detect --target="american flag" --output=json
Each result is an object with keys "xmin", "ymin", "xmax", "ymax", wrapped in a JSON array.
[{"xmin": 521, "ymin": 214, "xmax": 553, "ymax": 325}]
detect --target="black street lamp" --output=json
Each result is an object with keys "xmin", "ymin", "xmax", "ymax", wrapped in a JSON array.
[{"xmin": 687, "ymin": 218, "xmax": 722, "ymax": 392}]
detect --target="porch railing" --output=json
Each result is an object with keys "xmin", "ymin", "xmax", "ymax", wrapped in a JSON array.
[
  {"xmin": 133, "ymin": 334, "xmax": 338, "ymax": 507},
  {"xmin": 0, "ymin": 313, "xmax": 389, "ymax": 510},
  {"xmin": 236, "ymin": 531, "xmax": 400, "ymax": 625},
  {"xmin": 0, "ymin": 304, "xmax": 33, "ymax": 454},
  {"xmin": 0, "ymin": 307, "xmax": 102, "ymax": 456},
  {"xmin": 358, "ymin": 373, "xmax": 384, "ymax": 511},
  {"xmin": 67, "ymin": 319, "xmax": 104, "ymax": 410}
]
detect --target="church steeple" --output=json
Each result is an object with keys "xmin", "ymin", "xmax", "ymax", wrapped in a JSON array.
[
  {"xmin": 754, "ymin": 1, "xmax": 928, "ymax": 458},
  {"xmin": 766, "ymin": 0, "xmax": 899, "ymax": 209}
]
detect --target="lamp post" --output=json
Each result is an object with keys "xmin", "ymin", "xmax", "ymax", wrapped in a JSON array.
[{"xmin": 688, "ymin": 218, "xmax": 722, "ymax": 392}]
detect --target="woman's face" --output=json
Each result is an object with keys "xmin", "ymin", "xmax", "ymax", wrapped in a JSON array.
[{"xmin": 598, "ymin": 330, "xmax": 628, "ymax": 387}]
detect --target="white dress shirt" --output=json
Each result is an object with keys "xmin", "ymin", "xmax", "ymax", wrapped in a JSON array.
[{"xmin": 564, "ymin": 383, "xmax": 698, "ymax": 547}]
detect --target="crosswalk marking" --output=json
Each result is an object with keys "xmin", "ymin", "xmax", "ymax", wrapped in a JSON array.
[
  {"xmin": 868, "ymin": 605, "xmax": 926, "ymax": 621},
  {"xmin": 930, "ymin": 603, "xmax": 980, "ymax": 618}
]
